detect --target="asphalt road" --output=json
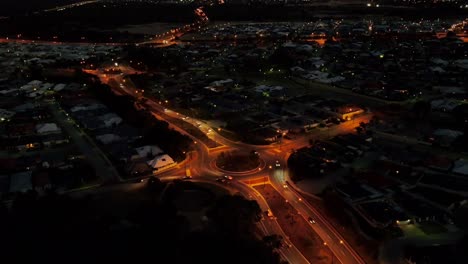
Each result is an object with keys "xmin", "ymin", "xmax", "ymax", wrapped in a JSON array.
[
  {"xmin": 48, "ymin": 99, "xmax": 120, "ymax": 183},
  {"xmin": 87, "ymin": 64, "xmax": 369, "ymax": 264}
]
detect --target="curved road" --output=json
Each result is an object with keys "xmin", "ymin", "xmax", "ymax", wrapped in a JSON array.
[{"xmin": 86, "ymin": 65, "xmax": 369, "ymax": 264}]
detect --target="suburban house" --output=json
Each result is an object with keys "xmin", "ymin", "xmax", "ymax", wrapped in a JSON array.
[
  {"xmin": 36, "ymin": 123, "xmax": 61, "ymax": 135},
  {"xmin": 147, "ymin": 154, "xmax": 176, "ymax": 171}
]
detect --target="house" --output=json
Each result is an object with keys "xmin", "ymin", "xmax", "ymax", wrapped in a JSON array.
[
  {"xmin": 335, "ymin": 105, "xmax": 364, "ymax": 120},
  {"xmin": 9, "ymin": 171, "xmax": 33, "ymax": 193},
  {"xmin": 147, "ymin": 154, "xmax": 176, "ymax": 171},
  {"xmin": 430, "ymin": 99, "xmax": 461, "ymax": 112},
  {"xmin": 254, "ymin": 85, "xmax": 284, "ymax": 94},
  {"xmin": 70, "ymin": 103, "xmax": 106, "ymax": 113},
  {"xmin": 41, "ymin": 133, "xmax": 69, "ymax": 147},
  {"xmin": 126, "ymin": 161, "xmax": 153, "ymax": 177},
  {"xmin": 96, "ymin": 134, "xmax": 122, "ymax": 145},
  {"xmin": 134, "ymin": 145, "xmax": 164, "ymax": 160},
  {"xmin": 80, "ymin": 118, "xmax": 103, "ymax": 130},
  {"xmin": 252, "ymin": 127, "xmax": 279, "ymax": 143},
  {"xmin": 452, "ymin": 159, "xmax": 468, "ymax": 176},
  {"xmin": 36, "ymin": 123, "xmax": 61, "ymax": 135},
  {"xmin": 0, "ymin": 108, "xmax": 15, "ymax": 121},
  {"xmin": 53, "ymin": 83, "xmax": 67, "ymax": 92},
  {"xmin": 424, "ymin": 156, "xmax": 454, "ymax": 172},
  {"xmin": 9, "ymin": 136, "xmax": 42, "ymax": 152},
  {"xmin": 99, "ymin": 113, "xmax": 123, "ymax": 128},
  {"xmin": 432, "ymin": 129, "xmax": 463, "ymax": 147},
  {"xmin": 204, "ymin": 79, "xmax": 233, "ymax": 93}
]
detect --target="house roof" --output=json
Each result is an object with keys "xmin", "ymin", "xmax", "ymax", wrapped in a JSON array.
[
  {"xmin": 135, "ymin": 145, "xmax": 164, "ymax": 159},
  {"xmin": 96, "ymin": 134, "xmax": 122, "ymax": 145},
  {"xmin": 453, "ymin": 159, "xmax": 468, "ymax": 176},
  {"xmin": 36, "ymin": 123, "xmax": 61, "ymax": 134},
  {"xmin": 147, "ymin": 154, "xmax": 175, "ymax": 169}
]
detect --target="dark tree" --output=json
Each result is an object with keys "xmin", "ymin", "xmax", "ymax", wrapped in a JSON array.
[
  {"xmin": 207, "ymin": 194, "xmax": 262, "ymax": 236},
  {"xmin": 263, "ymin": 234, "xmax": 283, "ymax": 249}
]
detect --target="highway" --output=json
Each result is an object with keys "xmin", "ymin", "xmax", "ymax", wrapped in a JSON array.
[
  {"xmin": 270, "ymin": 169, "xmax": 363, "ymax": 264},
  {"xmin": 1, "ymin": 1, "xmax": 210, "ymax": 47},
  {"xmin": 84, "ymin": 64, "xmax": 369, "ymax": 264},
  {"xmin": 41, "ymin": 0, "xmax": 100, "ymax": 13},
  {"xmin": 233, "ymin": 181, "xmax": 309, "ymax": 264}
]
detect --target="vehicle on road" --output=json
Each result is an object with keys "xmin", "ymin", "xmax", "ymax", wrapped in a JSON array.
[
  {"xmin": 216, "ymin": 178, "xmax": 229, "ymax": 184},
  {"xmin": 308, "ymin": 217, "xmax": 316, "ymax": 224},
  {"xmin": 129, "ymin": 178, "xmax": 145, "ymax": 183},
  {"xmin": 224, "ymin": 175, "xmax": 233, "ymax": 180},
  {"xmin": 185, "ymin": 168, "xmax": 192, "ymax": 179},
  {"xmin": 282, "ymin": 240, "xmax": 292, "ymax": 248},
  {"xmin": 331, "ymin": 118, "xmax": 342, "ymax": 124},
  {"xmin": 265, "ymin": 209, "xmax": 274, "ymax": 218},
  {"xmin": 275, "ymin": 160, "xmax": 281, "ymax": 167}
]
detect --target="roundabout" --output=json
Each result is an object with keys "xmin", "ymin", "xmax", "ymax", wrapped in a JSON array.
[{"xmin": 210, "ymin": 151, "xmax": 266, "ymax": 176}]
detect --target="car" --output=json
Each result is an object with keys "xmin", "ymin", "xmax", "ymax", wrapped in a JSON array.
[
  {"xmin": 224, "ymin": 175, "xmax": 233, "ymax": 180},
  {"xmin": 331, "ymin": 118, "xmax": 341, "ymax": 124},
  {"xmin": 275, "ymin": 161, "xmax": 281, "ymax": 167},
  {"xmin": 216, "ymin": 177, "xmax": 230, "ymax": 184},
  {"xmin": 129, "ymin": 178, "xmax": 145, "ymax": 183},
  {"xmin": 182, "ymin": 175, "xmax": 192, "ymax": 180},
  {"xmin": 282, "ymin": 241, "xmax": 292, "ymax": 248},
  {"xmin": 283, "ymin": 183, "xmax": 288, "ymax": 188},
  {"xmin": 308, "ymin": 217, "xmax": 316, "ymax": 224},
  {"xmin": 265, "ymin": 209, "xmax": 274, "ymax": 218}
]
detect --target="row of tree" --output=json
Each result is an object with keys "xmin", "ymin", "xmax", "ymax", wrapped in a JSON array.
[
  {"xmin": 0, "ymin": 180, "xmax": 285, "ymax": 264},
  {"xmin": 87, "ymin": 77, "xmax": 193, "ymax": 162}
]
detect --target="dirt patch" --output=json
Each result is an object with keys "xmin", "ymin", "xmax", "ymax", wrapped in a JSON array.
[{"xmin": 255, "ymin": 184, "xmax": 333, "ymax": 264}]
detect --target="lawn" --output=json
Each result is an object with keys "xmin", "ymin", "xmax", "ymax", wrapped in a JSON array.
[{"xmin": 419, "ymin": 222, "xmax": 448, "ymax": 235}]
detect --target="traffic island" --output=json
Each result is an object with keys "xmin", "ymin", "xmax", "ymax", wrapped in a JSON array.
[{"xmin": 212, "ymin": 150, "xmax": 265, "ymax": 175}]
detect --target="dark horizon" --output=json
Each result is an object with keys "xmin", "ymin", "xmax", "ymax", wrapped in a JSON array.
[{"xmin": 0, "ymin": 1, "xmax": 467, "ymax": 264}]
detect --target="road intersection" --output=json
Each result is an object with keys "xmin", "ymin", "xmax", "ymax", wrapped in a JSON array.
[{"xmin": 84, "ymin": 65, "xmax": 369, "ymax": 264}]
